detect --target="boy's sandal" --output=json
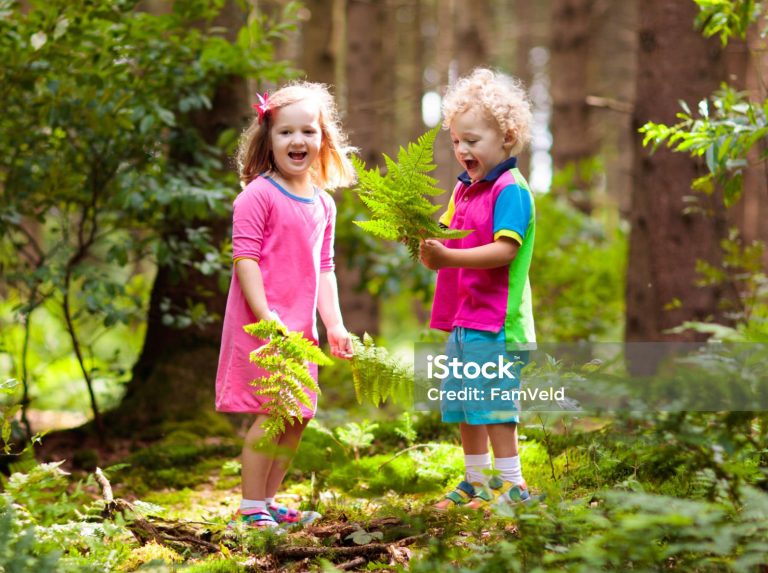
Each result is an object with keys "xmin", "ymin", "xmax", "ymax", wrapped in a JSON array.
[
  {"xmin": 492, "ymin": 480, "xmax": 532, "ymax": 506},
  {"xmin": 432, "ymin": 480, "xmax": 479, "ymax": 511},
  {"xmin": 268, "ymin": 503, "xmax": 322, "ymax": 526}
]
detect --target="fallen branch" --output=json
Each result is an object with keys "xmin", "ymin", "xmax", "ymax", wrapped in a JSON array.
[
  {"xmin": 274, "ymin": 533, "xmax": 426, "ymax": 561},
  {"xmin": 306, "ymin": 517, "xmax": 404, "ymax": 538},
  {"xmin": 337, "ymin": 556, "xmax": 367, "ymax": 570},
  {"xmin": 93, "ymin": 467, "xmax": 218, "ymax": 554}
]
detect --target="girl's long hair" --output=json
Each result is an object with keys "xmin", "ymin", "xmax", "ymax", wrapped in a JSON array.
[{"xmin": 236, "ymin": 82, "xmax": 356, "ymax": 190}]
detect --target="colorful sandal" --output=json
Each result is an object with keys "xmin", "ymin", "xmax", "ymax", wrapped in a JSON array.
[
  {"xmin": 228, "ymin": 510, "xmax": 283, "ymax": 531},
  {"xmin": 267, "ymin": 503, "xmax": 322, "ymax": 526},
  {"xmin": 432, "ymin": 480, "xmax": 480, "ymax": 511},
  {"xmin": 492, "ymin": 480, "xmax": 532, "ymax": 506}
]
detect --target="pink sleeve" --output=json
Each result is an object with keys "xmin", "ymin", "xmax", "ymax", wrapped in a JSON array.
[
  {"xmin": 232, "ymin": 188, "xmax": 270, "ymax": 261},
  {"xmin": 320, "ymin": 195, "xmax": 336, "ymax": 272}
]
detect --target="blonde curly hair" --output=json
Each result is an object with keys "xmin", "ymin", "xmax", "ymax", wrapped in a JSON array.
[
  {"xmin": 442, "ymin": 68, "xmax": 532, "ymax": 156},
  {"xmin": 236, "ymin": 81, "xmax": 356, "ymax": 189}
]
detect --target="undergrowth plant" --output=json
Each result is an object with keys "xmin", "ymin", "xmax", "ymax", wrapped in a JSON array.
[
  {"xmin": 351, "ymin": 126, "xmax": 472, "ymax": 258},
  {"xmin": 244, "ymin": 320, "xmax": 331, "ymax": 441},
  {"xmin": 350, "ymin": 334, "xmax": 413, "ymax": 408}
]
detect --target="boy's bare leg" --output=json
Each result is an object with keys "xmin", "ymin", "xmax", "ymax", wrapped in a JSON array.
[
  {"xmin": 460, "ymin": 422, "xmax": 489, "ymax": 454},
  {"xmin": 486, "ymin": 422, "xmax": 518, "ymax": 458}
]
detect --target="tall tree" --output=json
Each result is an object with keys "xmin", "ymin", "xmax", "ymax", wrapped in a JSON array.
[
  {"xmin": 589, "ymin": 0, "xmax": 638, "ymax": 216},
  {"xmin": 110, "ymin": 2, "xmax": 271, "ymax": 428},
  {"xmin": 625, "ymin": 0, "xmax": 730, "ymax": 342},
  {"xmin": 334, "ymin": 0, "xmax": 402, "ymax": 335},
  {"xmin": 549, "ymin": 0, "xmax": 597, "ymax": 213}
]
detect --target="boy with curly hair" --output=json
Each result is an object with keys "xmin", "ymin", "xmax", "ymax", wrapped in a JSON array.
[{"xmin": 419, "ymin": 68, "xmax": 536, "ymax": 510}]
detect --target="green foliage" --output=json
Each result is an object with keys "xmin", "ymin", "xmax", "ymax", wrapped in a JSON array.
[
  {"xmin": 531, "ymin": 194, "xmax": 626, "ymax": 341},
  {"xmin": 694, "ymin": 0, "xmax": 764, "ymax": 45},
  {"xmin": 351, "ymin": 126, "xmax": 471, "ymax": 258},
  {"xmin": 245, "ymin": 319, "xmax": 331, "ymax": 441},
  {"xmin": 0, "ymin": 500, "xmax": 60, "ymax": 573},
  {"xmin": 0, "ymin": 0, "xmax": 296, "ymax": 421},
  {"xmin": 350, "ymin": 334, "xmax": 413, "ymax": 407},
  {"xmin": 335, "ymin": 420, "xmax": 379, "ymax": 461},
  {"xmin": 670, "ymin": 231, "xmax": 768, "ymax": 341},
  {"xmin": 640, "ymin": 84, "xmax": 768, "ymax": 206}
]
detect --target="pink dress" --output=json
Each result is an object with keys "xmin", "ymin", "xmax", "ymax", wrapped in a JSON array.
[{"xmin": 215, "ymin": 175, "xmax": 336, "ymax": 416}]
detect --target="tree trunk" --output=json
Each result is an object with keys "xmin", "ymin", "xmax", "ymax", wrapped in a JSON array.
[
  {"xmin": 590, "ymin": 0, "xmax": 638, "ymax": 217},
  {"xmin": 549, "ymin": 0, "xmax": 596, "ymax": 213},
  {"xmin": 724, "ymin": 26, "xmax": 768, "ymax": 266},
  {"xmin": 109, "ymin": 2, "xmax": 250, "ymax": 429},
  {"xmin": 334, "ymin": 0, "xmax": 397, "ymax": 335},
  {"xmin": 625, "ymin": 0, "xmax": 730, "ymax": 343}
]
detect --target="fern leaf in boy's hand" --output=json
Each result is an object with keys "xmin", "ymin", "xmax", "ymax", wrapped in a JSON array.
[
  {"xmin": 351, "ymin": 126, "xmax": 472, "ymax": 258},
  {"xmin": 327, "ymin": 324, "xmax": 354, "ymax": 359}
]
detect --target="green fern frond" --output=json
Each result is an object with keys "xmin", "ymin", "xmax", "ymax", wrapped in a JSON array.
[
  {"xmin": 351, "ymin": 126, "xmax": 473, "ymax": 258},
  {"xmin": 349, "ymin": 333, "xmax": 413, "ymax": 408},
  {"xmin": 244, "ymin": 319, "xmax": 330, "ymax": 442},
  {"xmin": 353, "ymin": 220, "xmax": 401, "ymax": 241}
]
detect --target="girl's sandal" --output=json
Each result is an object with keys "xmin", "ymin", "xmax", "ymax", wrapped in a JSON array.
[
  {"xmin": 228, "ymin": 510, "xmax": 284, "ymax": 532},
  {"xmin": 432, "ymin": 480, "xmax": 481, "ymax": 511},
  {"xmin": 267, "ymin": 503, "xmax": 322, "ymax": 526}
]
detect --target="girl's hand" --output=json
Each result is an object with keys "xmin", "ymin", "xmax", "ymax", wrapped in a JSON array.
[
  {"xmin": 327, "ymin": 324, "xmax": 354, "ymax": 359},
  {"xmin": 269, "ymin": 310, "xmax": 289, "ymax": 336},
  {"xmin": 419, "ymin": 239, "xmax": 451, "ymax": 270}
]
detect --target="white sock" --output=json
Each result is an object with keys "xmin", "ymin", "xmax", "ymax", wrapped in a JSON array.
[
  {"xmin": 239, "ymin": 499, "xmax": 267, "ymax": 513},
  {"xmin": 464, "ymin": 453, "xmax": 492, "ymax": 484},
  {"xmin": 495, "ymin": 455, "xmax": 524, "ymax": 485},
  {"xmin": 265, "ymin": 497, "xmax": 275, "ymax": 506}
]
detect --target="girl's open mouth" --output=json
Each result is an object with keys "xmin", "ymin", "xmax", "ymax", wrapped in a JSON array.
[
  {"xmin": 465, "ymin": 159, "xmax": 478, "ymax": 171},
  {"xmin": 288, "ymin": 151, "xmax": 308, "ymax": 161}
]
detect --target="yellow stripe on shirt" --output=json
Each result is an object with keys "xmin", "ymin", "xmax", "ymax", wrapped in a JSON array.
[
  {"xmin": 494, "ymin": 230, "xmax": 523, "ymax": 244},
  {"xmin": 233, "ymin": 256, "xmax": 259, "ymax": 264}
]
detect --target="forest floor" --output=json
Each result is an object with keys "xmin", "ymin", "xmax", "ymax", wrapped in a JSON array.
[{"xmin": 13, "ymin": 409, "xmax": 768, "ymax": 572}]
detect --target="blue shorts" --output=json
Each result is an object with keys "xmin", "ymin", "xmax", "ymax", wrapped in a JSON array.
[{"xmin": 440, "ymin": 327, "xmax": 528, "ymax": 425}]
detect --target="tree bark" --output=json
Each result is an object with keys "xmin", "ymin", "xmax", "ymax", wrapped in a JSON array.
[
  {"xmin": 625, "ymin": 0, "xmax": 730, "ymax": 343},
  {"xmin": 335, "ymin": 0, "xmax": 397, "ymax": 335},
  {"xmin": 549, "ymin": 0, "xmax": 596, "ymax": 213},
  {"xmin": 590, "ymin": 0, "xmax": 638, "ymax": 217}
]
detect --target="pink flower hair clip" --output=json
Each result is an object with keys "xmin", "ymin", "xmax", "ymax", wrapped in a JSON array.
[{"xmin": 252, "ymin": 92, "xmax": 270, "ymax": 123}]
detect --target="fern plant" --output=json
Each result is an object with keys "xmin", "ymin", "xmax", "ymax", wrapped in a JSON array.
[
  {"xmin": 244, "ymin": 320, "xmax": 332, "ymax": 441},
  {"xmin": 350, "ymin": 334, "xmax": 413, "ymax": 408},
  {"xmin": 352, "ymin": 126, "xmax": 472, "ymax": 258}
]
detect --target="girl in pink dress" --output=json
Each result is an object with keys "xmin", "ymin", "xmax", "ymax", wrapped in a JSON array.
[{"xmin": 217, "ymin": 82, "xmax": 355, "ymax": 529}]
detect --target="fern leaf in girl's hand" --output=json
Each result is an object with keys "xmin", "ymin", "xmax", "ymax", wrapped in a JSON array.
[
  {"xmin": 351, "ymin": 126, "xmax": 472, "ymax": 258},
  {"xmin": 244, "ymin": 319, "xmax": 331, "ymax": 441},
  {"xmin": 349, "ymin": 334, "xmax": 413, "ymax": 408}
]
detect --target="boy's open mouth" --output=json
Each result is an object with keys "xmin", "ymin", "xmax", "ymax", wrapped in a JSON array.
[{"xmin": 288, "ymin": 151, "xmax": 308, "ymax": 161}]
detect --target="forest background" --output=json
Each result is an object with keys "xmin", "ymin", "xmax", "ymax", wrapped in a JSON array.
[{"xmin": 0, "ymin": 0, "xmax": 767, "ymax": 571}]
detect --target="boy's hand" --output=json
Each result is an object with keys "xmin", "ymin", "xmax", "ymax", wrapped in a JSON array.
[
  {"xmin": 327, "ymin": 324, "xmax": 354, "ymax": 359},
  {"xmin": 419, "ymin": 239, "xmax": 450, "ymax": 270}
]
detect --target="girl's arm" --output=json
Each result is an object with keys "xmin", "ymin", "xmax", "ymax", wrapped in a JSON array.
[
  {"xmin": 318, "ymin": 271, "xmax": 354, "ymax": 359},
  {"xmin": 235, "ymin": 258, "xmax": 284, "ymax": 326},
  {"xmin": 419, "ymin": 237, "xmax": 519, "ymax": 270}
]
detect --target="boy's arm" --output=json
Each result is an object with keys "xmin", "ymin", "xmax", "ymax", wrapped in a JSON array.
[
  {"xmin": 419, "ymin": 237, "xmax": 520, "ymax": 270},
  {"xmin": 318, "ymin": 271, "xmax": 354, "ymax": 359}
]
